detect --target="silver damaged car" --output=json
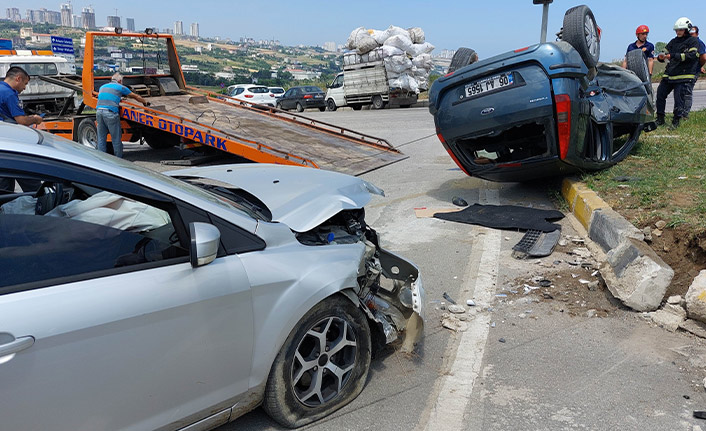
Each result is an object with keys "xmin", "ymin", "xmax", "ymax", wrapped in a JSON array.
[{"xmin": 0, "ymin": 122, "xmax": 424, "ymax": 430}]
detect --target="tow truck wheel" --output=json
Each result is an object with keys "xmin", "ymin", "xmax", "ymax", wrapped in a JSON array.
[
  {"xmin": 142, "ymin": 129, "xmax": 179, "ymax": 150},
  {"xmin": 326, "ymin": 99, "xmax": 337, "ymax": 112},
  {"xmin": 562, "ymin": 5, "xmax": 600, "ymax": 68},
  {"xmin": 77, "ymin": 118, "xmax": 98, "ymax": 150},
  {"xmin": 371, "ymin": 95, "xmax": 385, "ymax": 110},
  {"xmin": 263, "ymin": 295, "xmax": 371, "ymax": 428}
]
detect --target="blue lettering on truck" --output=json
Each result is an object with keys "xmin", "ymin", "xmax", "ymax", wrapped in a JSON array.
[{"xmin": 121, "ymin": 107, "xmax": 227, "ymax": 150}]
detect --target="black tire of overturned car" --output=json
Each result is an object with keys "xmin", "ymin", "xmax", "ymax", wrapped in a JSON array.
[
  {"xmin": 625, "ymin": 49, "xmax": 652, "ymax": 94},
  {"xmin": 561, "ymin": 5, "xmax": 600, "ymax": 69},
  {"xmin": 448, "ymin": 47, "xmax": 479, "ymax": 73},
  {"xmin": 263, "ymin": 295, "xmax": 371, "ymax": 428}
]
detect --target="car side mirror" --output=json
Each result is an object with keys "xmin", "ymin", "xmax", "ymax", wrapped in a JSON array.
[{"xmin": 189, "ymin": 222, "xmax": 220, "ymax": 267}]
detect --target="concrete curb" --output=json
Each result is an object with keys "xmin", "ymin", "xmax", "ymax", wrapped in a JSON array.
[{"xmin": 561, "ymin": 178, "xmax": 674, "ymax": 311}]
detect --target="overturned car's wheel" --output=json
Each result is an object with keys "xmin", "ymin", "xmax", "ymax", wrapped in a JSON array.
[
  {"xmin": 562, "ymin": 5, "xmax": 600, "ymax": 69},
  {"xmin": 263, "ymin": 295, "xmax": 371, "ymax": 428},
  {"xmin": 448, "ymin": 47, "xmax": 478, "ymax": 74}
]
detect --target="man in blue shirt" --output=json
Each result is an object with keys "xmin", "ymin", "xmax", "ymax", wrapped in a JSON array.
[
  {"xmin": 0, "ymin": 66, "xmax": 43, "ymax": 193},
  {"xmin": 96, "ymin": 73, "xmax": 148, "ymax": 158},
  {"xmin": 622, "ymin": 25, "xmax": 655, "ymax": 75},
  {"xmin": 683, "ymin": 26, "xmax": 706, "ymax": 119}
]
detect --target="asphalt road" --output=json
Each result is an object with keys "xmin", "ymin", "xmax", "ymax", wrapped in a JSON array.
[{"xmin": 123, "ymin": 97, "xmax": 706, "ymax": 430}]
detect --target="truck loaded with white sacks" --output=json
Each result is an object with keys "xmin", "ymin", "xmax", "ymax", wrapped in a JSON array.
[{"xmin": 325, "ymin": 26, "xmax": 434, "ymax": 110}]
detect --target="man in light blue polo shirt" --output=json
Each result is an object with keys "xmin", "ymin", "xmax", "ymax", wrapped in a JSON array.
[{"xmin": 96, "ymin": 73, "xmax": 148, "ymax": 158}]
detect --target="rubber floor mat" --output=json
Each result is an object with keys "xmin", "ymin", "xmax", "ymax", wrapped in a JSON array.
[{"xmin": 433, "ymin": 204, "xmax": 564, "ymax": 232}]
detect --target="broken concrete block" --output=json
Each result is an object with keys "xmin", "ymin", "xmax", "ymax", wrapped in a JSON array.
[
  {"xmin": 667, "ymin": 295, "xmax": 683, "ymax": 305},
  {"xmin": 685, "ymin": 270, "xmax": 706, "ymax": 323},
  {"xmin": 649, "ymin": 309, "xmax": 684, "ymax": 332},
  {"xmin": 663, "ymin": 303, "xmax": 687, "ymax": 319},
  {"xmin": 679, "ymin": 319, "xmax": 706, "ymax": 339},
  {"xmin": 601, "ymin": 238, "xmax": 674, "ymax": 312},
  {"xmin": 588, "ymin": 208, "xmax": 645, "ymax": 252}
]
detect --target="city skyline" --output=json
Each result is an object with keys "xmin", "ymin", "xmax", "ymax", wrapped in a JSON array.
[{"xmin": 2, "ymin": 0, "xmax": 705, "ymax": 61}]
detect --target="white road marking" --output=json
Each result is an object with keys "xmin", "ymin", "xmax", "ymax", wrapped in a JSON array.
[{"xmin": 424, "ymin": 188, "xmax": 501, "ymax": 431}]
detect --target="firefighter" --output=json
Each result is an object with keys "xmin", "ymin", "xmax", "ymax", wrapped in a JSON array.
[
  {"xmin": 655, "ymin": 17, "xmax": 700, "ymax": 129},
  {"xmin": 622, "ymin": 25, "xmax": 655, "ymax": 75}
]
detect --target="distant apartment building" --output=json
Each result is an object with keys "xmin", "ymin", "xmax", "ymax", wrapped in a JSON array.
[
  {"xmin": 285, "ymin": 68, "xmax": 321, "ymax": 80},
  {"xmin": 81, "ymin": 7, "xmax": 96, "ymax": 29},
  {"xmin": 73, "ymin": 15, "xmax": 82, "ymax": 28},
  {"xmin": 20, "ymin": 28, "xmax": 33, "ymax": 38},
  {"xmin": 174, "ymin": 21, "xmax": 183, "ymax": 36},
  {"xmin": 436, "ymin": 49, "xmax": 456, "ymax": 59},
  {"xmin": 60, "ymin": 4, "xmax": 72, "ymax": 27},
  {"xmin": 323, "ymin": 41, "xmax": 336, "ymax": 52},
  {"xmin": 126, "ymin": 18, "xmax": 135, "ymax": 32},
  {"xmin": 6, "ymin": 8, "xmax": 21, "ymax": 22},
  {"xmin": 107, "ymin": 15, "xmax": 120, "ymax": 28},
  {"xmin": 190, "ymin": 22, "xmax": 199, "ymax": 38}
]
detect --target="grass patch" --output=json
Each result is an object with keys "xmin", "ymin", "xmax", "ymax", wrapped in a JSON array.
[{"xmin": 581, "ymin": 109, "xmax": 706, "ymax": 236}]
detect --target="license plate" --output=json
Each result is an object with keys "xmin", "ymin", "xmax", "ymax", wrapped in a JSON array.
[
  {"xmin": 465, "ymin": 72, "xmax": 514, "ymax": 98},
  {"xmin": 314, "ymin": 94, "xmax": 323, "ymax": 99}
]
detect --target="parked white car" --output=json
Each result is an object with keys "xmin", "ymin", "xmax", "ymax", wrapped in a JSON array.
[
  {"xmin": 225, "ymin": 84, "xmax": 276, "ymax": 106},
  {"xmin": 268, "ymin": 86, "xmax": 285, "ymax": 100}
]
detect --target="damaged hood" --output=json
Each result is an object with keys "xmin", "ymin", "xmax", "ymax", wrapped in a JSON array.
[{"xmin": 167, "ymin": 164, "xmax": 384, "ymax": 232}]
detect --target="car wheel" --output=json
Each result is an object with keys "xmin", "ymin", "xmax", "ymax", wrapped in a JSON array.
[
  {"xmin": 142, "ymin": 128, "xmax": 179, "ymax": 149},
  {"xmin": 76, "ymin": 118, "xmax": 97, "ymax": 149},
  {"xmin": 351, "ymin": 104, "xmax": 362, "ymax": 111},
  {"xmin": 263, "ymin": 295, "xmax": 371, "ymax": 428},
  {"xmin": 318, "ymin": 106, "xmax": 326, "ymax": 112},
  {"xmin": 296, "ymin": 102, "xmax": 304, "ymax": 112},
  {"xmin": 447, "ymin": 47, "xmax": 478, "ymax": 73},
  {"xmin": 561, "ymin": 5, "xmax": 600, "ymax": 68},
  {"xmin": 371, "ymin": 95, "xmax": 385, "ymax": 110},
  {"xmin": 625, "ymin": 49, "xmax": 651, "ymax": 91},
  {"xmin": 326, "ymin": 99, "xmax": 337, "ymax": 111}
]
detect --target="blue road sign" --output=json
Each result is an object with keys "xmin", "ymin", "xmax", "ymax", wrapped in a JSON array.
[{"xmin": 51, "ymin": 36, "xmax": 74, "ymax": 55}]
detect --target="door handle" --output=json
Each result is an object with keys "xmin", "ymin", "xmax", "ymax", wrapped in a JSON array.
[{"xmin": 0, "ymin": 336, "xmax": 35, "ymax": 358}]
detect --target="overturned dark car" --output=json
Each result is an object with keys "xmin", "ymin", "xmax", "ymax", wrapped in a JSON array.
[{"xmin": 429, "ymin": 4, "xmax": 654, "ymax": 182}]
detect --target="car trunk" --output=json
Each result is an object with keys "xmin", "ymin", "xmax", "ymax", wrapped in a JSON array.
[{"xmin": 436, "ymin": 62, "xmax": 557, "ymax": 167}]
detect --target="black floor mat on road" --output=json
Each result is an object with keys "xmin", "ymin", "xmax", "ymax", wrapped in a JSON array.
[{"xmin": 433, "ymin": 204, "xmax": 564, "ymax": 232}]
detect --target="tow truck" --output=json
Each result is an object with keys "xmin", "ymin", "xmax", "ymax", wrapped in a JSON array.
[{"xmin": 34, "ymin": 30, "xmax": 405, "ymax": 175}]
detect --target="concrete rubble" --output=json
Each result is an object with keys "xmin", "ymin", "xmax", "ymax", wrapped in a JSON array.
[{"xmin": 686, "ymin": 270, "xmax": 706, "ymax": 323}]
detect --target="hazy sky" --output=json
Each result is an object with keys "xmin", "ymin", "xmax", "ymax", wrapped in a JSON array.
[{"xmin": 4, "ymin": 0, "xmax": 705, "ymax": 62}]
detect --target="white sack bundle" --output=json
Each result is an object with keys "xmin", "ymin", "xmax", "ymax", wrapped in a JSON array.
[
  {"xmin": 347, "ymin": 27, "xmax": 367, "ymax": 50},
  {"xmin": 384, "ymin": 54, "xmax": 413, "ymax": 74},
  {"xmin": 407, "ymin": 27, "xmax": 425, "ymax": 44},
  {"xmin": 412, "ymin": 53, "xmax": 433, "ymax": 70},
  {"xmin": 356, "ymin": 33, "xmax": 378, "ymax": 54},
  {"xmin": 383, "ymin": 34, "xmax": 414, "ymax": 54},
  {"xmin": 382, "ymin": 45, "xmax": 404, "ymax": 58},
  {"xmin": 390, "ymin": 74, "xmax": 420, "ymax": 94},
  {"xmin": 407, "ymin": 42, "xmax": 435, "ymax": 57}
]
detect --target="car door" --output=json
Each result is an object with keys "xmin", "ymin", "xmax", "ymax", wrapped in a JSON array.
[
  {"xmin": 281, "ymin": 89, "xmax": 294, "ymax": 109},
  {"xmin": 0, "ymin": 155, "xmax": 255, "ymax": 431}
]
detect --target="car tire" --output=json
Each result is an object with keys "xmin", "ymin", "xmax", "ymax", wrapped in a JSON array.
[
  {"xmin": 625, "ymin": 49, "xmax": 651, "ymax": 90},
  {"xmin": 76, "ymin": 117, "xmax": 98, "ymax": 149},
  {"xmin": 326, "ymin": 99, "xmax": 337, "ymax": 111},
  {"xmin": 142, "ymin": 128, "xmax": 179, "ymax": 149},
  {"xmin": 447, "ymin": 47, "xmax": 478, "ymax": 73},
  {"xmin": 319, "ymin": 106, "xmax": 326, "ymax": 112},
  {"xmin": 371, "ymin": 95, "xmax": 385, "ymax": 110},
  {"xmin": 561, "ymin": 5, "xmax": 600, "ymax": 69},
  {"xmin": 296, "ymin": 102, "xmax": 304, "ymax": 112},
  {"xmin": 263, "ymin": 295, "xmax": 371, "ymax": 428},
  {"xmin": 351, "ymin": 104, "xmax": 362, "ymax": 111}
]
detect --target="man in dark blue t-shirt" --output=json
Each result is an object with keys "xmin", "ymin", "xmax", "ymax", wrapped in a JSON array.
[
  {"xmin": 622, "ymin": 25, "xmax": 655, "ymax": 75},
  {"xmin": 683, "ymin": 26, "xmax": 706, "ymax": 118},
  {"xmin": 0, "ymin": 66, "xmax": 43, "ymax": 194}
]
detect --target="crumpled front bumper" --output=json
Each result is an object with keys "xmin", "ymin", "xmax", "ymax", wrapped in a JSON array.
[{"xmin": 360, "ymin": 247, "xmax": 425, "ymax": 353}]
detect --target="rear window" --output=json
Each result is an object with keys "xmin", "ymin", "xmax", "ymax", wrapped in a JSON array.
[
  {"xmin": 10, "ymin": 63, "xmax": 58, "ymax": 76},
  {"xmin": 303, "ymin": 86, "xmax": 322, "ymax": 93},
  {"xmin": 249, "ymin": 86, "xmax": 270, "ymax": 94},
  {"xmin": 269, "ymin": 88, "xmax": 284, "ymax": 94}
]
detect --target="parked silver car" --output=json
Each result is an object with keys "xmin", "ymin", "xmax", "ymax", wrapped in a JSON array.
[{"xmin": 0, "ymin": 122, "xmax": 424, "ymax": 430}]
